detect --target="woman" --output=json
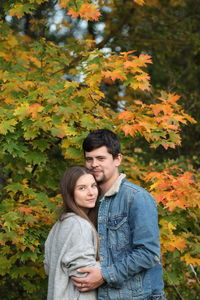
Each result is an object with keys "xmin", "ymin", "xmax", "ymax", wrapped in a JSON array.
[{"xmin": 44, "ymin": 166, "xmax": 100, "ymax": 300}]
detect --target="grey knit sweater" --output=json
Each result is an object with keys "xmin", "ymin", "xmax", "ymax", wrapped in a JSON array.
[{"xmin": 44, "ymin": 213, "xmax": 99, "ymax": 300}]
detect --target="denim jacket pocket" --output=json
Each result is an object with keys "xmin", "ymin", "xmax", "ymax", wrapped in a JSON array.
[
  {"xmin": 127, "ymin": 273, "xmax": 143, "ymax": 295},
  {"xmin": 146, "ymin": 293, "xmax": 166, "ymax": 300},
  {"xmin": 107, "ymin": 214, "xmax": 129, "ymax": 250}
]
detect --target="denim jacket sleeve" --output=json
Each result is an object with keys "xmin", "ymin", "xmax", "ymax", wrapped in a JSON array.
[{"xmin": 101, "ymin": 190, "xmax": 161, "ymax": 288}]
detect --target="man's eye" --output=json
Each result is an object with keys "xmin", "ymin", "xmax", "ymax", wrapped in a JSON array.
[{"xmin": 85, "ymin": 158, "xmax": 92, "ymax": 162}]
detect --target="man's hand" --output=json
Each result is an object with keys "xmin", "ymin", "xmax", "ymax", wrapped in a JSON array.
[{"xmin": 71, "ymin": 267, "xmax": 105, "ymax": 292}]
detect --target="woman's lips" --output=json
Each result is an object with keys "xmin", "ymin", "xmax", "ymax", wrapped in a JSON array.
[{"xmin": 86, "ymin": 198, "xmax": 96, "ymax": 202}]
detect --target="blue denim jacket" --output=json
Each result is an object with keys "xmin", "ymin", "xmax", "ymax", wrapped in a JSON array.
[{"xmin": 98, "ymin": 175, "xmax": 165, "ymax": 300}]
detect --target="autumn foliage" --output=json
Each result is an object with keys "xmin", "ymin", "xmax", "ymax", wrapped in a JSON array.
[{"xmin": 0, "ymin": 0, "xmax": 199, "ymax": 299}]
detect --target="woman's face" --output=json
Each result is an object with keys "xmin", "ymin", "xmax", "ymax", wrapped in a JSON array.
[{"xmin": 74, "ymin": 174, "xmax": 98, "ymax": 213}]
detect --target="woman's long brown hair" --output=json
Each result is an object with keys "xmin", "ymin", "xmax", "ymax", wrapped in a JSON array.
[{"xmin": 60, "ymin": 165, "xmax": 99, "ymax": 229}]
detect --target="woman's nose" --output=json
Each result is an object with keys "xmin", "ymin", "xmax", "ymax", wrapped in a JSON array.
[{"xmin": 88, "ymin": 187, "xmax": 94, "ymax": 195}]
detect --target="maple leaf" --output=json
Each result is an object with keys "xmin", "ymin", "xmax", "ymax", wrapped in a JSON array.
[
  {"xmin": 0, "ymin": 119, "xmax": 17, "ymax": 135},
  {"xmin": 135, "ymin": 72, "xmax": 150, "ymax": 82},
  {"xmin": 25, "ymin": 151, "xmax": 47, "ymax": 165},
  {"xmin": 21, "ymin": 246, "xmax": 26, "ymax": 252},
  {"xmin": 165, "ymin": 199, "xmax": 187, "ymax": 211},
  {"xmin": 18, "ymin": 207, "xmax": 33, "ymax": 216},
  {"xmin": 130, "ymin": 80, "xmax": 151, "ymax": 91},
  {"xmin": 120, "ymin": 124, "xmax": 138, "ymax": 136},
  {"xmin": 134, "ymin": 0, "xmax": 145, "ymax": 5},
  {"xmin": 6, "ymin": 36, "xmax": 19, "ymax": 48},
  {"xmin": 167, "ymin": 124, "xmax": 179, "ymax": 130},
  {"xmin": 102, "ymin": 70, "xmax": 125, "ymax": 81},
  {"xmin": 67, "ymin": 8, "xmax": 79, "ymax": 18},
  {"xmin": 118, "ymin": 110, "xmax": 134, "ymax": 121},
  {"xmin": 9, "ymin": 4, "xmax": 24, "ymax": 18},
  {"xmin": 169, "ymin": 237, "xmax": 186, "ymax": 251},
  {"xmin": 181, "ymin": 254, "xmax": 200, "ymax": 266},
  {"xmin": 79, "ymin": 3, "xmax": 101, "ymax": 21},
  {"xmin": 58, "ymin": 0, "xmax": 70, "ymax": 8},
  {"xmin": 123, "ymin": 60, "xmax": 137, "ymax": 69},
  {"xmin": 9, "ymin": 3, "xmax": 34, "ymax": 19},
  {"xmin": 51, "ymin": 127, "xmax": 66, "ymax": 138},
  {"xmin": 67, "ymin": 4, "xmax": 101, "ymax": 21},
  {"xmin": 27, "ymin": 103, "xmax": 43, "ymax": 118},
  {"xmin": 159, "ymin": 93, "xmax": 180, "ymax": 105},
  {"xmin": 138, "ymin": 54, "xmax": 153, "ymax": 64}
]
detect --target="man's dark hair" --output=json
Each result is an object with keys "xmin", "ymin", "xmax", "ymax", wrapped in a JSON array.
[{"xmin": 82, "ymin": 129, "xmax": 121, "ymax": 158}]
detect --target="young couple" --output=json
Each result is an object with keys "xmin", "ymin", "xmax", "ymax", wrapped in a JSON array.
[{"xmin": 44, "ymin": 129, "xmax": 166, "ymax": 300}]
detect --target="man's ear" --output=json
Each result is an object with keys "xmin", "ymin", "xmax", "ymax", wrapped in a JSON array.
[{"xmin": 115, "ymin": 153, "xmax": 122, "ymax": 167}]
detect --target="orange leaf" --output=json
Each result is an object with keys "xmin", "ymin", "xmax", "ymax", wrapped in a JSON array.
[
  {"xmin": 102, "ymin": 70, "xmax": 125, "ymax": 81},
  {"xmin": 123, "ymin": 60, "xmax": 137, "ymax": 69},
  {"xmin": 135, "ymin": 73, "xmax": 150, "ymax": 82},
  {"xmin": 165, "ymin": 200, "xmax": 188, "ymax": 211},
  {"xmin": 118, "ymin": 110, "xmax": 134, "ymax": 121},
  {"xmin": 18, "ymin": 207, "xmax": 33, "ymax": 215},
  {"xmin": 120, "ymin": 124, "xmax": 140, "ymax": 136},
  {"xmin": 170, "ymin": 237, "xmax": 186, "ymax": 250},
  {"xmin": 67, "ymin": 8, "xmax": 79, "ymax": 18},
  {"xmin": 138, "ymin": 54, "xmax": 153, "ymax": 64},
  {"xmin": 80, "ymin": 3, "xmax": 101, "ymax": 21},
  {"xmin": 27, "ymin": 103, "xmax": 43, "ymax": 118},
  {"xmin": 68, "ymin": 4, "xmax": 101, "ymax": 21},
  {"xmin": 134, "ymin": 0, "xmax": 145, "ymax": 5}
]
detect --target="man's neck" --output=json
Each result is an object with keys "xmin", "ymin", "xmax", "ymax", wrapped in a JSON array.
[{"xmin": 100, "ymin": 172, "xmax": 120, "ymax": 195}]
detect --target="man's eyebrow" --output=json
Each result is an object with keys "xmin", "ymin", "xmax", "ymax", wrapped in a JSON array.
[{"xmin": 85, "ymin": 155, "xmax": 106, "ymax": 159}]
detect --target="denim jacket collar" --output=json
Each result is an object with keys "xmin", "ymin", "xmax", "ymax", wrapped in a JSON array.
[{"xmin": 104, "ymin": 173, "xmax": 126, "ymax": 197}]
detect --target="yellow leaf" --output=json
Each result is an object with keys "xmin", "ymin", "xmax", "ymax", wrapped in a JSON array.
[
  {"xmin": 58, "ymin": 0, "xmax": 70, "ymax": 8},
  {"xmin": 181, "ymin": 254, "xmax": 200, "ymax": 266},
  {"xmin": 6, "ymin": 36, "xmax": 19, "ymax": 47},
  {"xmin": 9, "ymin": 4, "xmax": 24, "ymax": 18},
  {"xmin": 64, "ymin": 81, "xmax": 79, "ymax": 89}
]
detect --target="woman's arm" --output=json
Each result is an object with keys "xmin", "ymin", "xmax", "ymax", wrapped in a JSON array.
[{"xmin": 61, "ymin": 217, "xmax": 99, "ymax": 277}]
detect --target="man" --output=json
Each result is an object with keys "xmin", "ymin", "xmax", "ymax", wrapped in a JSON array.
[{"xmin": 72, "ymin": 129, "xmax": 165, "ymax": 300}]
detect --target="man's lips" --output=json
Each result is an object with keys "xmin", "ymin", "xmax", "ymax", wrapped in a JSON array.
[{"xmin": 92, "ymin": 170, "xmax": 102, "ymax": 174}]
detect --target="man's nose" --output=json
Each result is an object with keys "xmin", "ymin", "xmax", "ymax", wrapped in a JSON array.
[{"xmin": 91, "ymin": 159, "xmax": 98, "ymax": 168}]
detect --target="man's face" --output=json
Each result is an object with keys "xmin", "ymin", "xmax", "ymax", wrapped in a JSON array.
[{"xmin": 84, "ymin": 146, "xmax": 122, "ymax": 185}]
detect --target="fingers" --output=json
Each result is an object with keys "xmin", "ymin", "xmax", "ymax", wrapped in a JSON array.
[
  {"xmin": 79, "ymin": 287, "xmax": 89, "ymax": 292},
  {"xmin": 71, "ymin": 277, "xmax": 85, "ymax": 284},
  {"xmin": 73, "ymin": 282, "xmax": 89, "ymax": 292},
  {"xmin": 77, "ymin": 267, "xmax": 91, "ymax": 273},
  {"xmin": 71, "ymin": 277, "xmax": 88, "ymax": 289},
  {"xmin": 78, "ymin": 283, "xmax": 89, "ymax": 292}
]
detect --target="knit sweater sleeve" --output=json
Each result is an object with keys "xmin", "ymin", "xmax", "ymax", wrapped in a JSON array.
[{"xmin": 61, "ymin": 217, "xmax": 99, "ymax": 278}]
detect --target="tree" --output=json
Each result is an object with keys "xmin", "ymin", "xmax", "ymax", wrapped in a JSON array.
[{"xmin": 0, "ymin": 1, "xmax": 199, "ymax": 299}]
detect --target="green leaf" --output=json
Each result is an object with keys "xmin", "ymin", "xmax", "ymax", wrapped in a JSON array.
[
  {"xmin": 0, "ymin": 119, "xmax": 17, "ymax": 135},
  {"xmin": 25, "ymin": 151, "xmax": 47, "ymax": 165},
  {"xmin": 31, "ymin": 139, "xmax": 51, "ymax": 152}
]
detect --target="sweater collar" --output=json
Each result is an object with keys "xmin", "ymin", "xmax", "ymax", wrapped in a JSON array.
[{"xmin": 104, "ymin": 173, "xmax": 126, "ymax": 197}]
